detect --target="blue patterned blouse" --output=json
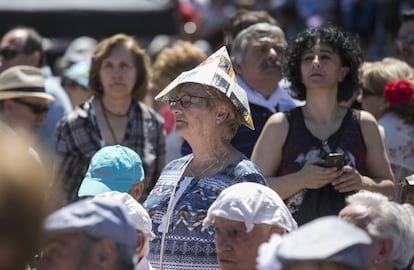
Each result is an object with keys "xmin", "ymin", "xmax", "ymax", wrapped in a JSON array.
[{"xmin": 143, "ymin": 154, "xmax": 267, "ymax": 270}]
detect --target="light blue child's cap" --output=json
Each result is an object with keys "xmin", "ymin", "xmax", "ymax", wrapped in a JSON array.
[
  {"xmin": 78, "ymin": 145, "xmax": 144, "ymax": 197},
  {"xmin": 62, "ymin": 61, "xmax": 90, "ymax": 88}
]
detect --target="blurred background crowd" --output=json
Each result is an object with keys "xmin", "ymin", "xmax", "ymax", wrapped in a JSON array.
[
  {"xmin": 0, "ymin": 0, "xmax": 414, "ymax": 270},
  {"xmin": 1, "ymin": 0, "xmax": 413, "ymax": 73}
]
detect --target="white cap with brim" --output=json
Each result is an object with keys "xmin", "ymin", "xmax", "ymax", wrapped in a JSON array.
[
  {"xmin": 0, "ymin": 65, "xmax": 54, "ymax": 103},
  {"xmin": 202, "ymin": 182, "xmax": 297, "ymax": 233},
  {"xmin": 93, "ymin": 191, "xmax": 156, "ymax": 240},
  {"xmin": 257, "ymin": 216, "xmax": 373, "ymax": 270},
  {"xmin": 154, "ymin": 46, "xmax": 254, "ymax": 130},
  {"xmin": 44, "ymin": 198, "xmax": 137, "ymax": 248}
]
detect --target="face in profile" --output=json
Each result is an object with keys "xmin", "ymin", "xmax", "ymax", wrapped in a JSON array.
[{"xmin": 168, "ymin": 83, "xmax": 213, "ymax": 135}]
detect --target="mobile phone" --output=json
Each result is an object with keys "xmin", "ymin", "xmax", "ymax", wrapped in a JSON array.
[{"xmin": 321, "ymin": 153, "xmax": 345, "ymax": 170}]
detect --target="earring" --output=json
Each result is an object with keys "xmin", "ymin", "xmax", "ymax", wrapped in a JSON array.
[{"xmin": 215, "ymin": 119, "xmax": 222, "ymax": 125}]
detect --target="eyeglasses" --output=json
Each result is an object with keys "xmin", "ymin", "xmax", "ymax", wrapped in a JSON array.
[
  {"xmin": 0, "ymin": 47, "xmax": 23, "ymax": 60},
  {"xmin": 168, "ymin": 94, "xmax": 210, "ymax": 108},
  {"xmin": 12, "ymin": 99, "xmax": 49, "ymax": 114}
]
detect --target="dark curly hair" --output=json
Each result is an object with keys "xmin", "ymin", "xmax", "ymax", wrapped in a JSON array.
[{"xmin": 283, "ymin": 26, "xmax": 363, "ymax": 101}]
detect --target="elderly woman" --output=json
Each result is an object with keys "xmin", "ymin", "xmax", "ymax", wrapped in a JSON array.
[
  {"xmin": 54, "ymin": 34, "xmax": 166, "ymax": 203},
  {"xmin": 359, "ymin": 57, "xmax": 414, "ymax": 190},
  {"xmin": 143, "ymin": 47, "xmax": 267, "ymax": 270},
  {"xmin": 251, "ymin": 26, "xmax": 394, "ymax": 225}
]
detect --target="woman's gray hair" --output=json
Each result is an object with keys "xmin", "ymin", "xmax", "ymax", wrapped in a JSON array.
[
  {"xmin": 345, "ymin": 191, "xmax": 414, "ymax": 268},
  {"xmin": 231, "ymin": 22, "xmax": 286, "ymax": 64}
]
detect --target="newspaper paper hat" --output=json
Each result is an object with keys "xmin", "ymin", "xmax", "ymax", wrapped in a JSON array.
[
  {"xmin": 154, "ymin": 46, "xmax": 254, "ymax": 130},
  {"xmin": 93, "ymin": 191, "xmax": 155, "ymax": 240}
]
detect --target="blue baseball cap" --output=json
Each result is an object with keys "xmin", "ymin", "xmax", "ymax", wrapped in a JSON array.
[
  {"xmin": 78, "ymin": 145, "xmax": 144, "ymax": 197},
  {"xmin": 44, "ymin": 198, "xmax": 137, "ymax": 248}
]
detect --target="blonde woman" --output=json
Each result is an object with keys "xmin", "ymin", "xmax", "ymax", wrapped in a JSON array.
[{"xmin": 360, "ymin": 57, "xmax": 414, "ymax": 198}]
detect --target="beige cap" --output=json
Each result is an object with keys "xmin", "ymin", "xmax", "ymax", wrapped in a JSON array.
[{"xmin": 0, "ymin": 65, "xmax": 54, "ymax": 102}]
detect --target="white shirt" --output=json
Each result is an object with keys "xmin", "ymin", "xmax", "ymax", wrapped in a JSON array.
[{"xmin": 237, "ymin": 76, "xmax": 304, "ymax": 113}]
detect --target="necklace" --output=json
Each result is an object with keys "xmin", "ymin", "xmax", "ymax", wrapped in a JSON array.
[
  {"xmin": 101, "ymin": 100, "xmax": 121, "ymax": 144},
  {"xmin": 188, "ymin": 151, "xmax": 229, "ymax": 178},
  {"xmin": 101, "ymin": 100, "xmax": 130, "ymax": 117}
]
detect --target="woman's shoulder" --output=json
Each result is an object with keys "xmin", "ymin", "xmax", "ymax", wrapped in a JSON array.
[
  {"xmin": 356, "ymin": 109, "xmax": 376, "ymax": 122},
  {"xmin": 229, "ymin": 155, "xmax": 267, "ymax": 183},
  {"xmin": 356, "ymin": 109, "xmax": 381, "ymax": 130},
  {"xmin": 265, "ymin": 111, "xmax": 290, "ymax": 128}
]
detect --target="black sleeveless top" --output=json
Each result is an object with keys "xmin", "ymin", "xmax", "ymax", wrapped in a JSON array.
[{"xmin": 277, "ymin": 107, "xmax": 367, "ymax": 225}]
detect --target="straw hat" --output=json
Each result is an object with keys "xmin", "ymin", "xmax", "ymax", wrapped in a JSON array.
[{"xmin": 0, "ymin": 65, "xmax": 55, "ymax": 102}]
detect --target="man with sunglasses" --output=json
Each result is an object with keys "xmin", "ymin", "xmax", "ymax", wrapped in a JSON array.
[
  {"xmin": 0, "ymin": 26, "xmax": 71, "ymax": 156},
  {"xmin": 0, "ymin": 65, "xmax": 54, "ymax": 141},
  {"xmin": 396, "ymin": 9, "xmax": 414, "ymax": 67}
]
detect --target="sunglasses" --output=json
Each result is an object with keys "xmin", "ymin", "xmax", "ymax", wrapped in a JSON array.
[
  {"xmin": 168, "ymin": 94, "xmax": 210, "ymax": 108},
  {"xmin": 0, "ymin": 48, "xmax": 23, "ymax": 60},
  {"xmin": 12, "ymin": 99, "xmax": 49, "ymax": 114}
]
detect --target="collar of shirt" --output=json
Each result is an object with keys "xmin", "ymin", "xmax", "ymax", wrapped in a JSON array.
[{"xmin": 237, "ymin": 75, "xmax": 288, "ymax": 113}]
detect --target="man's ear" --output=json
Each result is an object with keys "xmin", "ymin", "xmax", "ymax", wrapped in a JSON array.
[
  {"xmin": 135, "ymin": 232, "xmax": 146, "ymax": 259},
  {"xmin": 232, "ymin": 59, "xmax": 242, "ymax": 74},
  {"xmin": 379, "ymin": 238, "xmax": 394, "ymax": 260},
  {"xmin": 371, "ymin": 238, "xmax": 394, "ymax": 266},
  {"xmin": 129, "ymin": 182, "xmax": 144, "ymax": 202}
]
